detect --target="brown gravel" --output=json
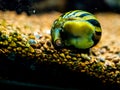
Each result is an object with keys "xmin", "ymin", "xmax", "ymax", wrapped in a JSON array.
[{"xmin": 0, "ymin": 11, "xmax": 120, "ymax": 86}]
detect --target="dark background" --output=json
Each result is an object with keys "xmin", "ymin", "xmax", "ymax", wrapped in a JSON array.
[{"xmin": 0, "ymin": 0, "xmax": 120, "ymax": 15}]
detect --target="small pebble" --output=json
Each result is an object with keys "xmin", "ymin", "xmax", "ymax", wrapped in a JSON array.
[
  {"xmin": 28, "ymin": 39, "xmax": 36, "ymax": 45},
  {"xmin": 81, "ymin": 53, "xmax": 91, "ymax": 60},
  {"xmin": 72, "ymin": 57, "xmax": 77, "ymax": 61},
  {"xmin": 96, "ymin": 56, "xmax": 105, "ymax": 62},
  {"xmin": 112, "ymin": 58, "xmax": 119, "ymax": 63},
  {"xmin": 99, "ymin": 48, "xmax": 106, "ymax": 54},
  {"xmin": 60, "ymin": 53, "xmax": 65, "ymax": 58}
]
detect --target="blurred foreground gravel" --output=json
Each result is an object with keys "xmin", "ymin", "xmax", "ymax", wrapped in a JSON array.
[{"xmin": 0, "ymin": 11, "xmax": 120, "ymax": 89}]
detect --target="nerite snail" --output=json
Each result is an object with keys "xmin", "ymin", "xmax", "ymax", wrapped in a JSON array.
[{"xmin": 51, "ymin": 10, "xmax": 102, "ymax": 49}]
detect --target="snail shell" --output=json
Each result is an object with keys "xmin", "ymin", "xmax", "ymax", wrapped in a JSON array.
[{"xmin": 51, "ymin": 10, "xmax": 102, "ymax": 49}]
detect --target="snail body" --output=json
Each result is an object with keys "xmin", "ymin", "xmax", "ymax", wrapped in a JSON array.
[{"xmin": 51, "ymin": 10, "xmax": 102, "ymax": 49}]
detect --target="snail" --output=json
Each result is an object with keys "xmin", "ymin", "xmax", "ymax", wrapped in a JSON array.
[{"xmin": 51, "ymin": 10, "xmax": 102, "ymax": 49}]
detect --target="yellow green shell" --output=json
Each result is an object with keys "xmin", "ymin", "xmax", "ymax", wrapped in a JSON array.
[{"xmin": 51, "ymin": 10, "xmax": 102, "ymax": 49}]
